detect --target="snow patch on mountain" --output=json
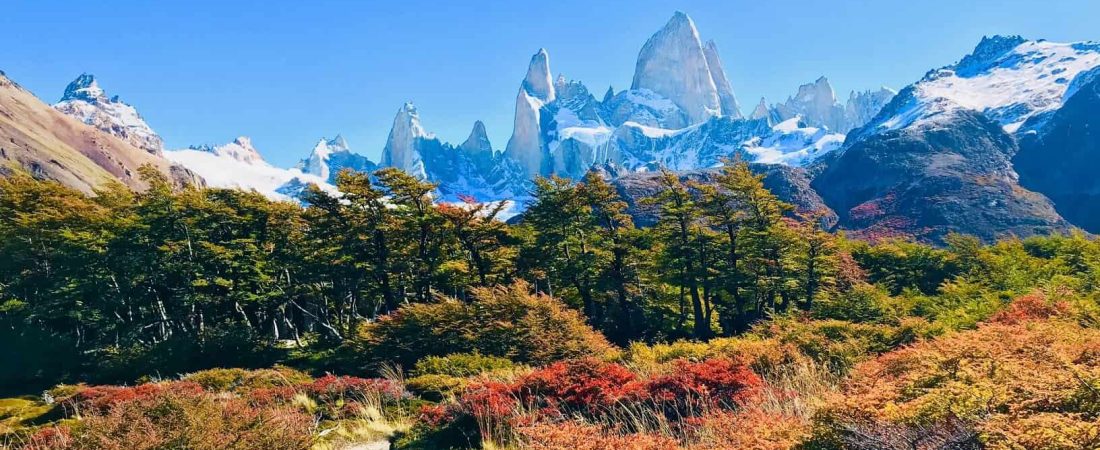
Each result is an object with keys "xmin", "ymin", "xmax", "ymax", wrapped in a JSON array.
[
  {"xmin": 166, "ymin": 138, "xmax": 337, "ymax": 201},
  {"xmin": 743, "ymin": 118, "xmax": 845, "ymax": 166}
]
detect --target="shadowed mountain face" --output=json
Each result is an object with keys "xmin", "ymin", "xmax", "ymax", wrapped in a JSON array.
[
  {"xmin": 1015, "ymin": 69, "xmax": 1100, "ymax": 233},
  {"xmin": 0, "ymin": 72, "xmax": 200, "ymax": 192},
  {"xmin": 813, "ymin": 109, "xmax": 1068, "ymax": 243}
]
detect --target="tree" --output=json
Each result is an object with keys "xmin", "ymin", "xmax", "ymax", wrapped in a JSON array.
[
  {"xmin": 376, "ymin": 167, "xmax": 446, "ymax": 303},
  {"xmin": 522, "ymin": 176, "xmax": 604, "ymax": 325},
  {"xmin": 579, "ymin": 171, "xmax": 644, "ymax": 342},
  {"xmin": 645, "ymin": 169, "xmax": 710, "ymax": 339},
  {"xmin": 437, "ymin": 196, "xmax": 513, "ymax": 290}
]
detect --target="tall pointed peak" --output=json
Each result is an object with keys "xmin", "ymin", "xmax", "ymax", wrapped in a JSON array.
[
  {"xmin": 469, "ymin": 120, "xmax": 487, "ymax": 137},
  {"xmin": 61, "ymin": 73, "xmax": 108, "ymax": 103},
  {"xmin": 603, "ymin": 85, "xmax": 615, "ymax": 103},
  {"xmin": 701, "ymin": 39, "xmax": 742, "ymax": 118},
  {"xmin": 383, "ymin": 102, "xmax": 429, "ymax": 178},
  {"xmin": 523, "ymin": 48, "xmax": 556, "ymax": 102},
  {"xmin": 631, "ymin": 10, "xmax": 721, "ymax": 125},
  {"xmin": 669, "ymin": 10, "xmax": 692, "ymax": 26},
  {"xmin": 461, "ymin": 120, "xmax": 492, "ymax": 155},
  {"xmin": 328, "ymin": 134, "xmax": 349, "ymax": 151},
  {"xmin": 751, "ymin": 97, "xmax": 770, "ymax": 120}
]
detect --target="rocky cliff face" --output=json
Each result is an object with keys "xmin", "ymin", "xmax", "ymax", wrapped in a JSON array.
[
  {"xmin": 1014, "ymin": 66, "xmax": 1100, "ymax": 233},
  {"xmin": 703, "ymin": 40, "xmax": 742, "ymax": 119},
  {"xmin": 630, "ymin": 12, "xmax": 724, "ymax": 124},
  {"xmin": 382, "ymin": 102, "xmax": 429, "ymax": 180},
  {"xmin": 504, "ymin": 49, "xmax": 556, "ymax": 177},
  {"xmin": 296, "ymin": 135, "xmax": 377, "ymax": 184},
  {"xmin": 814, "ymin": 108, "xmax": 1068, "ymax": 243}
]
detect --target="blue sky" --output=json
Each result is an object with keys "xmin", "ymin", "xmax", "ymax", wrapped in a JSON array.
[{"xmin": 2, "ymin": 0, "xmax": 1097, "ymax": 166}]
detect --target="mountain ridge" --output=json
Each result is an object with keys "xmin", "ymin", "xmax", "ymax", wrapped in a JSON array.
[{"xmin": 12, "ymin": 16, "xmax": 1098, "ymax": 242}]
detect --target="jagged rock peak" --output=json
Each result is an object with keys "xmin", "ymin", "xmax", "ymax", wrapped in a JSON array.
[
  {"xmin": 603, "ymin": 85, "xmax": 615, "ymax": 103},
  {"xmin": 327, "ymin": 134, "xmax": 349, "ymax": 151},
  {"xmin": 382, "ymin": 102, "xmax": 428, "ymax": 179},
  {"xmin": 794, "ymin": 76, "xmax": 838, "ymax": 104},
  {"xmin": 750, "ymin": 97, "xmax": 770, "ymax": 120},
  {"xmin": 54, "ymin": 73, "xmax": 165, "ymax": 155},
  {"xmin": 460, "ymin": 120, "xmax": 493, "ymax": 154},
  {"xmin": 631, "ymin": 11, "xmax": 721, "ymax": 125},
  {"xmin": 61, "ymin": 73, "xmax": 109, "ymax": 103},
  {"xmin": 702, "ymin": 39, "xmax": 742, "ymax": 118},
  {"xmin": 955, "ymin": 35, "xmax": 1027, "ymax": 76},
  {"xmin": 304, "ymin": 134, "xmax": 351, "ymax": 162},
  {"xmin": 523, "ymin": 48, "xmax": 556, "ymax": 102}
]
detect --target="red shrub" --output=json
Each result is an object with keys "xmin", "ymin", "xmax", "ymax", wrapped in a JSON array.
[
  {"xmin": 640, "ymin": 358, "xmax": 762, "ymax": 416},
  {"xmin": 20, "ymin": 427, "xmax": 71, "ymax": 450},
  {"xmin": 989, "ymin": 292, "xmax": 1070, "ymax": 325},
  {"xmin": 513, "ymin": 358, "xmax": 639, "ymax": 412},
  {"xmin": 418, "ymin": 403, "xmax": 456, "ymax": 428},
  {"xmin": 459, "ymin": 381, "xmax": 517, "ymax": 420},
  {"xmin": 305, "ymin": 375, "xmax": 407, "ymax": 403},
  {"xmin": 68, "ymin": 381, "xmax": 205, "ymax": 414}
]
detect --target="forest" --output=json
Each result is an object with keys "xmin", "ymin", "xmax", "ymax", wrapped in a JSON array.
[{"xmin": 2, "ymin": 163, "xmax": 1100, "ymax": 449}]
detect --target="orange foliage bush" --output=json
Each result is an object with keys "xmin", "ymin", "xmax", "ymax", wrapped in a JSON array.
[
  {"xmin": 818, "ymin": 319, "xmax": 1100, "ymax": 450},
  {"xmin": 23, "ymin": 388, "xmax": 313, "ymax": 450},
  {"xmin": 515, "ymin": 422, "xmax": 679, "ymax": 450},
  {"xmin": 691, "ymin": 409, "xmax": 810, "ymax": 450},
  {"xmin": 988, "ymin": 291, "xmax": 1070, "ymax": 324}
]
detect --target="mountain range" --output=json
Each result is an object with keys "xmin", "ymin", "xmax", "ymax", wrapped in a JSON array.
[{"xmin": 2, "ymin": 12, "xmax": 1098, "ymax": 243}]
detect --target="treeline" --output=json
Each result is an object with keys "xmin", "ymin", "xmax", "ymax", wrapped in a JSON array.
[{"xmin": 0, "ymin": 162, "xmax": 1091, "ymax": 387}]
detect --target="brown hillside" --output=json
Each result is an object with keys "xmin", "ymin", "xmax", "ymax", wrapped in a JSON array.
[{"xmin": 0, "ymin": 71, "xmax": 201, "ymax": 193}]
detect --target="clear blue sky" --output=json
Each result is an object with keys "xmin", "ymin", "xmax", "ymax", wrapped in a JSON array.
[{"xmin": 2, "ymin": 0, "xmax": 1097, "ymax": 166}]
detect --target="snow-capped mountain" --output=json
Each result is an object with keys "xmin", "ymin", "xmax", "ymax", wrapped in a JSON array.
[
  {"xmin": 54, "ymin": 74, "xmax": 166, "ymax": 155},
  {"xmin": 766, "ymin": 77, "xmax": 897, "ymax": 134},
  {"xmin": 31, "ymin": 14, "xmax": 1100, "ymax": 243},
  {"xmin": 504, "ymin": 49, "xmax": 556, "ymax": 178},
  {"xmin": 812, "ymin": 35, "xmax": 1100, "ymax": 243},
  {"xmin": 852, "ymin": 35, "xmax": 1100, "ymax": 141},
  {"xmin": 483, "ymin": 12, "xmax": 875, "ymax": 184},
  {"xmin": 297, "ymin": 135, "xmax": 376, "ymax": 184},
  {"xmin": 188, "ymin": 136, "xmax": 265, "ymax": 165},
  {"xmin": 165, "ymin": 137, "xmax": 337, "ymax": 201},
  {"xmin": 51, "ymin": 12, "xmax": 891, "ymax": 210}
]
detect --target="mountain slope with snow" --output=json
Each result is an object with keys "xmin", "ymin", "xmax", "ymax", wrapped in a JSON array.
[
  {"xmin": 853, "ymin": 36, "xmax": 1100, "ymax": 141},
  {"xmin": 166, "ymin": 137, "xmax": 337, "ymax": 201},
  {"xmin": 53, "ymin": 74, "xmax": 166, "ymax": 155}
]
